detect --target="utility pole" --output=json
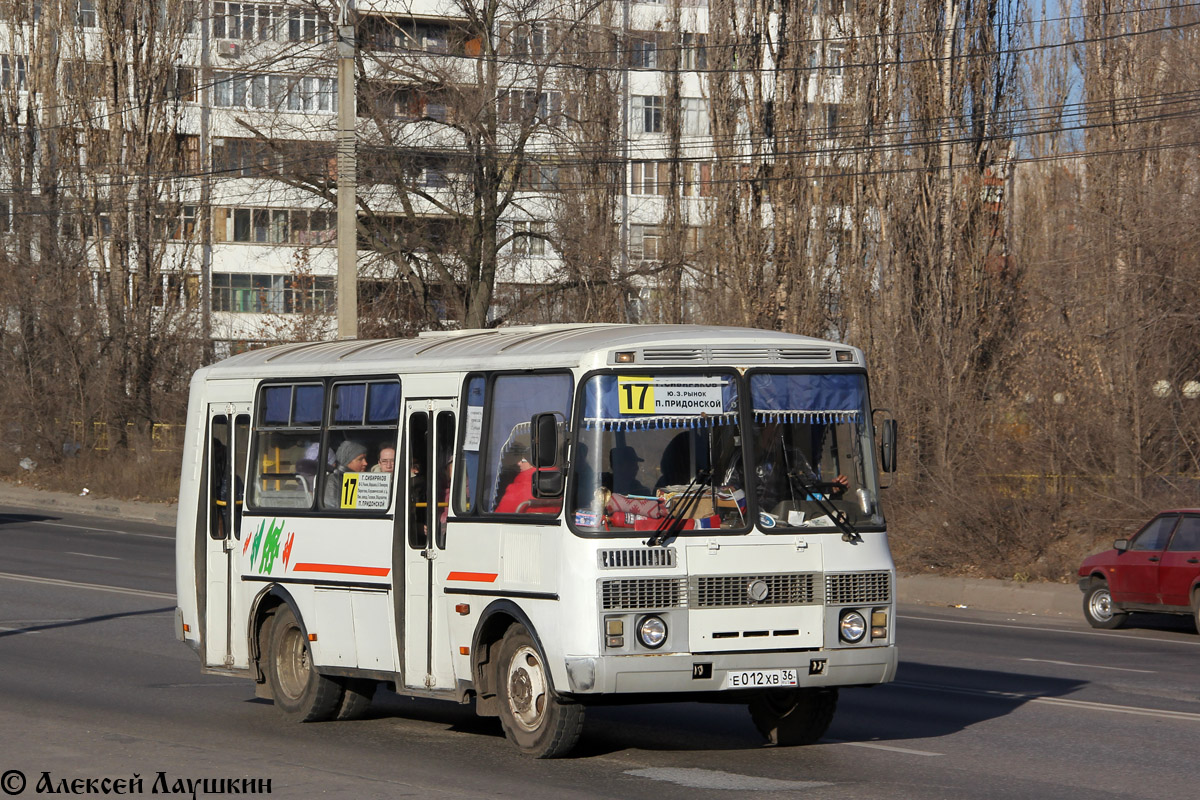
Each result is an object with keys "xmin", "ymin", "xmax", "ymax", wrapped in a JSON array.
[
  {"xmin": 200, "ymin": 0, "xmax": 213, "ymax": 358},
  {"xmin": 336, "ymin": 0, "xmax": 358, "ymax": 339}
]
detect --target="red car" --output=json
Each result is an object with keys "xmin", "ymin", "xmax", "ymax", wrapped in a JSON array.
[{"xmin": 1078, "ymin": 510, "xmax": 1200, "ymax": 630}]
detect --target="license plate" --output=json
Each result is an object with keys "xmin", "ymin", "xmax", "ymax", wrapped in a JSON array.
[{"xmin": 722, "ymin": 668, "xmax": 799, "ymax": 689}]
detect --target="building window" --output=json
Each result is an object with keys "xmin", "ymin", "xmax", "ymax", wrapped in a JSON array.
[
  {"xmin": 288, "ymin": 8, "xmax": 330, "ymax": 42},
  {"xmin": 214, "ymin": 206, "xmax": 335, "ymax": 246},
  {"xmin": 77, "ymin": 0, "xmax": 96, "ymax": 28},
  {"xmin": 1, "ymin": 55, "xmax": 26, "ymax": 91},
  {"xmin": 629, "ymin": 225, "xmax": 662, "ymax": 261},
  {"xmin": 214, "ymin": 72, "xmax": 335, "ymax": 112},
  {"xmin": 679, "ymin": 162, "xmax": 713, "ymax": 197},
  {"xmin": 213, "ymin": 272, "xmax": 337, "ymax": 314},
  {"xmin": 511, "ymin": 221, "xmax": 547, "ymax": 256},
  {"xmin": 826, "ymin": 45, "xmax": 845, "ymax": 76},
  {"xmin": 632, "ymin": 95, "xmax": 663, "ymax": 134},
  {"xmin": 213, "ymin": 2, "xmax": 307, "ymax": 42},
  {"xmin": 631, "ymin": 161, "xmax": 668, "ymax": 196},
  {"xmin": 498, "ymin": 89, "xmax": 562, "ymax": 126},
  {"xmin": 681, "ymin": 98, "xmax": 709, "ymax": 136},
  {"xmin": 681, "ymin": 33, "xmax": 707, "ymax": 70},
  {"xmin": 628, "ymin": 33, "xmax": 657, "ymax": 69}
]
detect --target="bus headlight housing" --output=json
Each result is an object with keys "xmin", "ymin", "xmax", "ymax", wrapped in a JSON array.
[
  {"xmin": 839, "ymin": 610, "xmax": 867, "ymax": 643},
  {"xmin": 637, "ymin": 615, "xmax": 667, "ymax": 649}
]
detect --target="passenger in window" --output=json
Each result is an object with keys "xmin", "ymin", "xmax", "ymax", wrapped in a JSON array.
[
  {"xmin": 370, "ymin": 446, "xmax": 396, "ymax": 474},
  {"xmin": 610, "ymin": 445, "xmax": 653, "ymax": 497},
  {"xmin": 324, "ymin": 440, "xmax": 368, "ymax": 509},
  {"xmin": 496, "ymin": 449, "xmax": 536, "ymax": 512}
]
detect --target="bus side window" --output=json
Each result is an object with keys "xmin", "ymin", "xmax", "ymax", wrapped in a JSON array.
[
  {"xmin": 250, "ymin": 383, "xmax": 324, "ymax": 510},
  {"xmin": 434, "ymin": 410, "xmax": 455, "ymax": 549},
  {"xmin": 475, "ymin": 373, "xmax": 573, "ymax": 516},
  {"xmin": 231, "ymin": 414, "xmax": 250, "ymax": 537},
  {"xmin": 407, "ymin": 412, "xmax": 430, "ymax": 549},
  {"xmin": 209, "ymin": 415, "xmax": 230, "ymax": 540}
]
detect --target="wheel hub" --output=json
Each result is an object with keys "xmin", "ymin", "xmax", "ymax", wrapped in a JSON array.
[
  {"xmin": 510, "ymin": 669, "xmax": 533, "ymax": 712},
  {"xmin": 506, "ymin": 646, "xmax": 548, "ymax": 731},
  {"xmin": 1090, "ymin": 590, "xmax": 1113, "ymax": 621}
]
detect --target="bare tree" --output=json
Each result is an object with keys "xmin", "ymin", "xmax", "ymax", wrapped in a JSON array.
[{"xmin": 0, "ymin": 0, "xmax": 203, "ymax": 460}]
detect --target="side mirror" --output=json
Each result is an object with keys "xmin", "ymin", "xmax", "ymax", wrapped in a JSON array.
[
  {"xmin": 530, "ymin": 412, "xmax": 564, "ymax": 499},
  {"xmin": 878, "ymin": 417, "xmax": 898, "ymax": 474},
  {"xmin": 1114, "ymin": 538, "xmax": 1129, "ymax": 553}
]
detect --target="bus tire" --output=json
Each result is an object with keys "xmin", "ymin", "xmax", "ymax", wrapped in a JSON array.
[
  {"xmin": 749, "ymin": 688, "xmax": 838, "ymax": 746},
  {"xmin": 334, "ymin": 678, "xmax": 376, "ymax": 721},
  {"xmin": 495, "ymin": 625, "xmax": 583, "ymax": 758},
  {"xmin": 264, "ymin": 605, "xmax": 344, "ymax": 722}
]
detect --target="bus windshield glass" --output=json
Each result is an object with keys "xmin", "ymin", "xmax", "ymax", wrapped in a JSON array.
[
  {"xmin": 571, "ymin": 372, "xmax": 747, "ymax": 533},
  {"xmin": 748, "ymin": 372, "xmax": 882, "ymax": 531}
]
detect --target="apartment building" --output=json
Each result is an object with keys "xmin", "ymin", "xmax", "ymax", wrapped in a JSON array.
[{"xmin": 0, "ymin": 1, "xmax": 848, "ymax": 354}]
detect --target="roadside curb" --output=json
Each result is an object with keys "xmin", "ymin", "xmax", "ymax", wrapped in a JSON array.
[
  {"xmin": 0, "ymin": 482, "xmax": 178, "ymax": 527},
  {"xmin": 0, "ymin": 481, "xmax": 1083, "ymax": 619},
  {"xmin": 897, "ymin": 573, "xmax": 1079, "ymax": 618}
]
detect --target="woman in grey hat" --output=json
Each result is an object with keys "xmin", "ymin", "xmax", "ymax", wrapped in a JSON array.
[{"xmin": 324, "ymin": 440, "xmax": 368, "ymax": 509}]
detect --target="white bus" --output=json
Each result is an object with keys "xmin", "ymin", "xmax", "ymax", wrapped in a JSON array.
[{"xmin": 175, "ymin": 324, "xmax": 899, "ymax": 757}]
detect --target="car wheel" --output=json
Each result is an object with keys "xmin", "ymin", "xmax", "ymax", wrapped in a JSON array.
[
  {"xmin": 1082, "ymin": 579, "xmax": 1128, "ymax": 629},
  {"xmin": 495, "ymin": 625, "xmax": 584, "ymax": 758},
  {"xmin": 1191, "ymin": 590, "xmax": 1200, "ymax": 635},
  {"xmin": 264, "ymin": 605, "xmax": 344, "ymax": 721},
  {"xmin": 748, "ymin": 688, "xmax": 838, "ymax": 746}
]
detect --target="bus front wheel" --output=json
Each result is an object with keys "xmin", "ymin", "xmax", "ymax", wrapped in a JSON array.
[
  {"xmin": 264, "ymin": 605, "xmax": 344, "ymax": 722},
  {"xmin": 749, "ymin": 688, "xmax": 838, "ymax": 746},
  {"xmin": 495, "ymin": 625, "xmax": 584, "ymax": 758}
]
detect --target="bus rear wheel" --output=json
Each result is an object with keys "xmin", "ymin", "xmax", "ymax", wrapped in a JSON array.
[
  {"xmin": 264, "ymin": 605, "xmax": 344, "ymax": 722},
  {"xmin": 749, "ymin": 688, "xmax": 838, "ymax": 746},
  {"xmin": 495, "ymin": 625, "xmax": 584, "ymax": 758}
]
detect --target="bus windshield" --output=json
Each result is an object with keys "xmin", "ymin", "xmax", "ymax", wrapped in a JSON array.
[
  {"xmin": 571, "ymin": 372, "xmax": 748, "ymax": 533},
  {"xmin": 748, "ymin": 372, "xmax": 882, "ymax": 531},
  {"xmin": 569, "ymin": 370, "xmax": 883, "ymax": 535}
]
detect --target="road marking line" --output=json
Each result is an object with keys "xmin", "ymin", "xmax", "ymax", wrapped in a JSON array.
[
  {"xmin": 895, "ymin": 680, "xmax": 1200, "ymax": 722},
  {"xmin": 1020, "ymin": 657, "xmax": 1155, "ymax": 674},
  {"xmin": 828, "ymin": 739, "xmax": 942, "ymax": 756},
  {"xmin": 66, "ymin": 552, "xmax": 121, "ymax": 561},
  {"xmin": 901, "ymin": 613, "xmax": 1200, "ymax": 647},
  {"xmin": 625, "ymin": 768, "xmax": 832, "ymax": 791},
  {"xmin": 0, "ymin": 571, "xmax": 173, "ymax": 600},
  {"xmin": 0, "ymin": 515, "xmax": 171, "ymax": 540}
]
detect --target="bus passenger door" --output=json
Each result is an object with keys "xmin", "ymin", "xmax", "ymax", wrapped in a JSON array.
[
  {"xmin": 203, "ymin": 403, "xmax": 251, "ymax": 668},
  {"xmin": 401, "ymin": 399, "xmax": 456, "ymax": 690}
]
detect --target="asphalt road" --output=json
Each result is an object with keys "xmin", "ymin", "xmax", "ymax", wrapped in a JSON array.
[{"xmin": 1, "ymin": 505, "xmax": 1198, "ymax": 799}]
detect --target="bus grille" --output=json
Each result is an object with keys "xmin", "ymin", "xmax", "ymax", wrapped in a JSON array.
[
  {"xmin": 825, "ymin": 572, "xmax": 891, "ymax": 605},
  {"xmin": 600, "ymin": 578, "xmax": 687, "ymax": 610},
  {"xmin": 598, "ymin": 547, "xmax": 677, "ymax": 569},
  {"xmin": 691, "ymin": 573, "xmax": 819, "ymax": 608}
]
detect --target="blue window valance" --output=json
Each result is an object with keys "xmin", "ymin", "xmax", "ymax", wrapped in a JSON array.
[{"xmin": 749, "ymin": 373, "xmax": 866, "ymax": 425}]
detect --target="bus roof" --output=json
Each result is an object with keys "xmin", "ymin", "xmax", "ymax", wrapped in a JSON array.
[{"xmin": 197, "ymin": 324, "xmax": 858, "ymax": 380}]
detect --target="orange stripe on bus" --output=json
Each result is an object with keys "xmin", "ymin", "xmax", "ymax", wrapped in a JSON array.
[
  {"xmin": 446, "ymin": 571, "xmax": 498, "ymax": 583},
  {"xmin": 292, "ymin": 563, "xmax": 391, "ymax": 577}
]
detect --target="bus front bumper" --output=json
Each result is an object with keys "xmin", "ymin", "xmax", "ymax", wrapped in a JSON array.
[{"xmin": 563, "ymin": 644, "xmax": 897, "ymax": 696}]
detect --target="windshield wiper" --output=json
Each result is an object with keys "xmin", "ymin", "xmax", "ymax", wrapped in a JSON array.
[
  {"xmin": 786, "ymin": 468, "xmax": 862, "ymax": 544},
  {"xmin": 645, "ymin": 468, "xmax": 712, "ymax": 548}
]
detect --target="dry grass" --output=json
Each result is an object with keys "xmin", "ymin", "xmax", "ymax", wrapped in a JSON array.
[{"xmin": 0, "ymin": 448, "xmax": 181, "ymax": 504}]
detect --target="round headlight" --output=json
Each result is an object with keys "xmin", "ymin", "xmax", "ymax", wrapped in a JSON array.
[
  {"xmin": 637, "ymin": 615, "xmax": 667, "ymax": 649},
  {"xmin": 839, "ymin": 610, "xmax": 867, "ymax": 643}
]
